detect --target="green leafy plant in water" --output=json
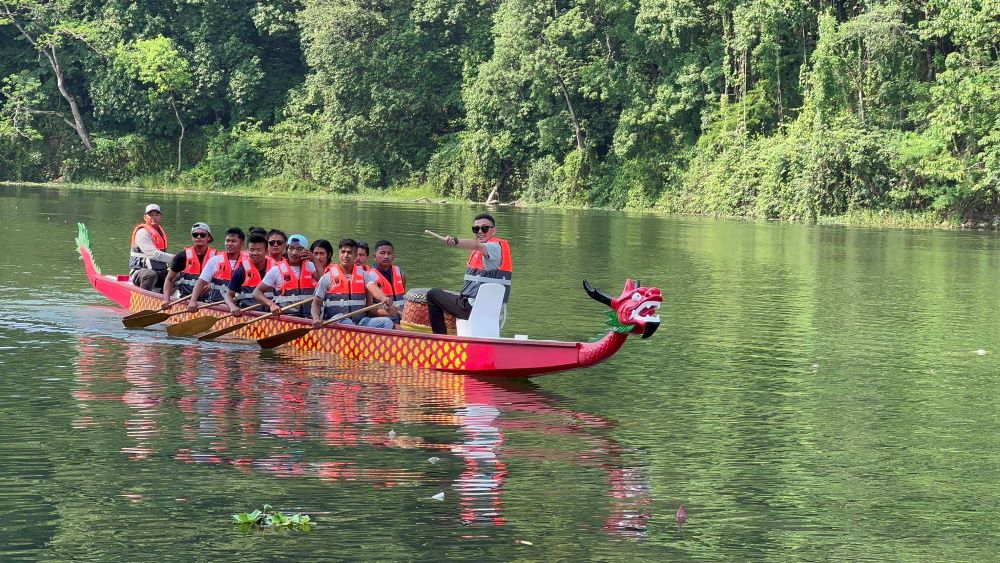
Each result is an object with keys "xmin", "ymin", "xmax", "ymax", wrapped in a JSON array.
[
  {"xmin": 232, "ymin": 504, "xmax": 311, "ymax": 532},
  {"xmin": 604, "ymin": 310, "xmax": 635, "ymax": 334}
]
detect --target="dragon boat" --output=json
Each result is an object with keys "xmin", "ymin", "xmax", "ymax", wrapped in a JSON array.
[{"xmin": 76, "ymin": 223, "xmax": 661, "ymax": 378}]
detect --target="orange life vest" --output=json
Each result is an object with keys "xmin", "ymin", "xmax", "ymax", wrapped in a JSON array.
[
  {"xmin": 323, "ymin": 264, "xmax": 368, "ymax": 318},
  {"xmin": 274, "ymin": 260, "xmax": 317, "ymax": 317},
  {"xmin": 177, "ymin": 246, "xmax": 217, "ymax": 296},
  {"xmin": 235, "ymin": 256, "xmax": 275, "ymax": 306},
  {"xmin": 462, "ymin": 237, "xmax": 512, "ymax": 303},
  {"xmin": 129, "ymin": 223, "xmax": 169, "ymax": 271},
  {"xmin": 208, "ymin": 251, "xmax": 248, "ymax": 301},
  {"xmin": 369, "ymin": 265, "xmax": 406, "ymax": 315}
]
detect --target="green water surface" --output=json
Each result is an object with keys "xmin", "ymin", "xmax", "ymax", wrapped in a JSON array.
[{"xmin": 1, "ymin": 185, "xmax": 999, "ymax": 560}]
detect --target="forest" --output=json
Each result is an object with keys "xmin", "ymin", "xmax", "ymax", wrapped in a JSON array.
[{"xmin": 1, "ymin": 0, "xmax": 998, "ymax": 222}]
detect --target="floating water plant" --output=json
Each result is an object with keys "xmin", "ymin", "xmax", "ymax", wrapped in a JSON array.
[{"xmin": 232, "ymin": 504, "xmax": 312, "ymax": 532}]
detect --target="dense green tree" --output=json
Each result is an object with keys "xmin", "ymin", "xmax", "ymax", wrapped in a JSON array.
[{"xmin": 0, "ymin": 0, "xmax": 998, "ymax": 222}]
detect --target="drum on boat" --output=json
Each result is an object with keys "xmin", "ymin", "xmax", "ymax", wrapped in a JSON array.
[{"xmin": 401, "ymin": 288, "xmax": 456, "ymax": 334}]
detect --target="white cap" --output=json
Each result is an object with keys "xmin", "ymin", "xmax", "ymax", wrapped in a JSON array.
[{"xmin": 144, "ymin": 204, "xmax": 162, "ymax": 215}]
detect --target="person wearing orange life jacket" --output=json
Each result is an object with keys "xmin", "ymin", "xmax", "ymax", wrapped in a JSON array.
[
  {"xmin": 162, "ymin": 222, "xmax": 217, "ymax": 308},
  {"xmin": 224, "ymin": 234, "xmax": 274, "ymax": 316},
  {"xmin": 253, "ymin": 234, "xmax": 322, "ymax": 318},
  {"xmin": 186, "ymin": 227, "xmax": 247, "ymax": 310},
  {"xmin": 363, "ymin": 240, "xmax": 406, "ymax": 329},
  {"xmin": 129, "ymin": 203, "xmax": 173, "ymax": 291},
  {"xmin": 426, "ymin": 213, "xmax": 512, "ymax": 335},
  {"xmin": 311, "ymin": 238, "xmax": 395, "ymax": 329}
]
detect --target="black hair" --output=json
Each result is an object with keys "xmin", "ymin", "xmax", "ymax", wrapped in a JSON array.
[
  {"xmin": 226, "ymin": 227, "xmax": 246, "ymax": 241},
  {"xmin": 474, "ymin": 213, "xmax": 496, "ymax": 226},
  {"xmin": 311, "ymin": 239, "xmax": 334, "ymax": 256},
  {"xmin": 248, "ymin": 234, "xmax": 268, "ymax": 246},
  {"xmin": 266, "ymin": 229, "xmax": 287, "ymax": 242},
  {"xmin": 356, "ymin": 241, "xmax": 369, "ymax": 253},
  {"xmin": 248, "ymin": 226, "xmax": 267, "ymax": 238},
  {"xmin": 374, "ymin": 239, "xmax": 393, "ymax": 251},
  {"xmin": 338, "ymin": 238, "xmax": 358, "ymax": 250}
]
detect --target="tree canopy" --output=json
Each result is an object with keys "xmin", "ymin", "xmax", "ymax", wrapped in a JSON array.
[{"xmin": 0, "ymin": 0, "xmax": 998, "ymax": 221}]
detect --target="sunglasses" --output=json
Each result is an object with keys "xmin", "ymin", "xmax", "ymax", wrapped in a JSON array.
[
  {"xmin": 268, "ymin": 240, "xmax": 286, "ymax": 246},
  {"xmin": 471, "ymin": 225, "xmax": 493, "ymax": 234},
  {"xmin": 192, "ymin": 232, "xmax": 209, "ymax": 238}
]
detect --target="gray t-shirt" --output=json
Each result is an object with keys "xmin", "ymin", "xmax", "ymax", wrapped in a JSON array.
[{"xmin": 479, "ymin": 242, "xmax": 503, "ymax": 271}]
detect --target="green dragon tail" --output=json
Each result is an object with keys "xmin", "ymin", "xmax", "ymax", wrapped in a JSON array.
[{"xmin": 76, "ymin": 223, "xmax": 102, "ymax": 275}]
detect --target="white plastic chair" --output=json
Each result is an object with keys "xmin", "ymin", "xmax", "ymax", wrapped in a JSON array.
[{"xmin": 455, "ymin": 283, "xmax": 505, "ymax": 338}]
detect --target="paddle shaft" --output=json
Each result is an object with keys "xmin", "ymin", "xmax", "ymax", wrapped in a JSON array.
[
  {"xmin": 166, "ymin": 303, "xmax": 262, "ymax": 337},
  {"xmin": 199, "ymin": 297, "xmax": 314, "ymax": 341},
  {"xmin": 173, "ymin": 300, "xmax": 226, "ymax": 318},
  {"xmin": 258, "ymin": 302, "xmax": 386, "ymax": 349},
  {"xmin": 321, "ymin": 302, "xmax": 385, "ymax": 327},
  {"xmin": 424, "ymin": 229, "xmax": 448, "ymax": 241},
  {"xmin": 123, "ymin": 295, "xmax": 187, "ymax": 320}
]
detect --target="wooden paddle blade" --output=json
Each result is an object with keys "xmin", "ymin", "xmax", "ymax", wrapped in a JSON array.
[
  {"xmin": 166, "ymin": 315, "xmax": 220, "ymax": 337},
  {"xmin": 258, "ymin": 327, "xmax": 313, "ymax": 349},
  {"xmin": 123, "ymin": 311, "xmax": 171, "ymax": 328},
  {"xmin": 122, "ymin": 309, "xmax": 159, "ymax": 321},
  {"xmin": 198, "ymin": 319, "xmax": 253, "ymax": 341}
]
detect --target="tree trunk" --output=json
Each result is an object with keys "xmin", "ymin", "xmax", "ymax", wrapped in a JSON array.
[
  {"xmin": 47, "ymin": 45, "xmax": 92, "ymax": 150},
  {"xmin": 554, "ymin": 72, "xmax": 585, "ymax": 152},
  {"xmin": 3, "ymin": 7, "xmax": 93, "ymax": 150},
  {"xmin": 539, "ymin": 34, "xmax": 585, "ymax": 151},
  {"xmin": 171, "ymin": 97, "xmax": 185, "ymax": 172}
]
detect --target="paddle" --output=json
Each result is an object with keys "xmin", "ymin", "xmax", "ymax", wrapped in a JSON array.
[
  {"xmin": 166, "ymin": 303, "xmax": 262, "ymax": 337},
  {"xmin": 257, "ymin": 302, "xmax": 385, "ymax": 349},
  {"xmin": 123, "ymin": 296, "xmax": 188, "ymax": 321},
  {"xmin": 424, "ymin": 229, "xmax": 447, "ymax": 241},
  {"xmin": 123, "ymin": 300, "xmax": 226, "ymax": 329},
  {"xmin": 197, "ymin": 297, "xmax": 314, "ymax": 342}
]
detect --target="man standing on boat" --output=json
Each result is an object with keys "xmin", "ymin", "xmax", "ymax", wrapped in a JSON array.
[
  {"xmin": 426, "ymin": 213, "xmax": 512, "ymax": 335},
  {"xmin": 129, "ymin": 204, "xmax": 172, "ymax": 292},
  {"xmin": 162, "ymin": 222, "xmax": 216, "ymax": 307},
  {"xmin": 186, "ymin": 227, "xmax": 247, "ymax": 309}
]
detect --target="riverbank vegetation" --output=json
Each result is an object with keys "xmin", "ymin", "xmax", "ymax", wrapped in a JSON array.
[{"xmin": 1, "ymin": 1, "xmax": 998, "ymax": 225}]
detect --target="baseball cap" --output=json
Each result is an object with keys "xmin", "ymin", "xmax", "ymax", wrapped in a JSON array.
[
  {"xmin": 144, "ymin": 204, "xmax": 162, "ymax": 215},
  {"xmin": 190, "ymin": 222, "xmax": 213, "ymax": 241},
  {"xmin": 287, "ymin": 234, "xmax": 308, "ymax": 248}
]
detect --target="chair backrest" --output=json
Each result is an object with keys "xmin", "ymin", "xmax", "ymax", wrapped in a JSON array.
[{"xmin": 459, "ymin": 283, "xmax": 505, "ymax": 338}]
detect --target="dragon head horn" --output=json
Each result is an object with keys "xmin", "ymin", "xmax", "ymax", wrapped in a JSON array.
[{"xmin": 583, "ymin": 279, "xmax": 612, "ymax": 306}]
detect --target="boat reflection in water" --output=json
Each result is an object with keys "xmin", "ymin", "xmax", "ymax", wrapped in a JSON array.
[{"xmin": 73, "ymin": 335, "xmax": 652, "ymax": 536}]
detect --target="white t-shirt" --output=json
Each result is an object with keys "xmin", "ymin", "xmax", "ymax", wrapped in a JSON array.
[
  {"xmin": 262, "ymin": 261, "xmax": 316, "ymax": 292},
  {"xmin": 197, "ymin": 254, "xmax": 241, "ymax": 282}
]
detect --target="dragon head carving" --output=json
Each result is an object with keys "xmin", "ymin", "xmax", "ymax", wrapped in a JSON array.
[{"xmin": 583, "ymin": 279, "xmax": 661, "ymax": 339}]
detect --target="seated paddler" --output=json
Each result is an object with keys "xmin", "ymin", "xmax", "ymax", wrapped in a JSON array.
[
  {"xmin": 129, "ymin": 203, "xmax": 172, "ymax": 292},
  {"xmin": 253, "ymin": 234, "xmax": 319, "ymax": 318},
  {"xmin": 186, "ymin": 227, "xmax": 247, "ymax": 310},
  {"xmin": 162, "ymin": 222, "xmax": 216, "ymax": 308},
  {"xmin": 224, "ymin": 234, "xmax": 273, "ymax": 317},
  {"xmin": 311, "ymin": 238, "xmax": 395, "ymax": 329},
  {"xmin": 363, "ymin": 240, "xmax": 405, "ymax": 329},
  {"xmin": 426, "ymin": 213, "xmax": 512, "ymax": 335}
]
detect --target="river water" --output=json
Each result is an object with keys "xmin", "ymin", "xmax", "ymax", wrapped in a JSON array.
[{"xmin": 1, "ymin": 185, "xmax": 998, "ymax": 560}]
